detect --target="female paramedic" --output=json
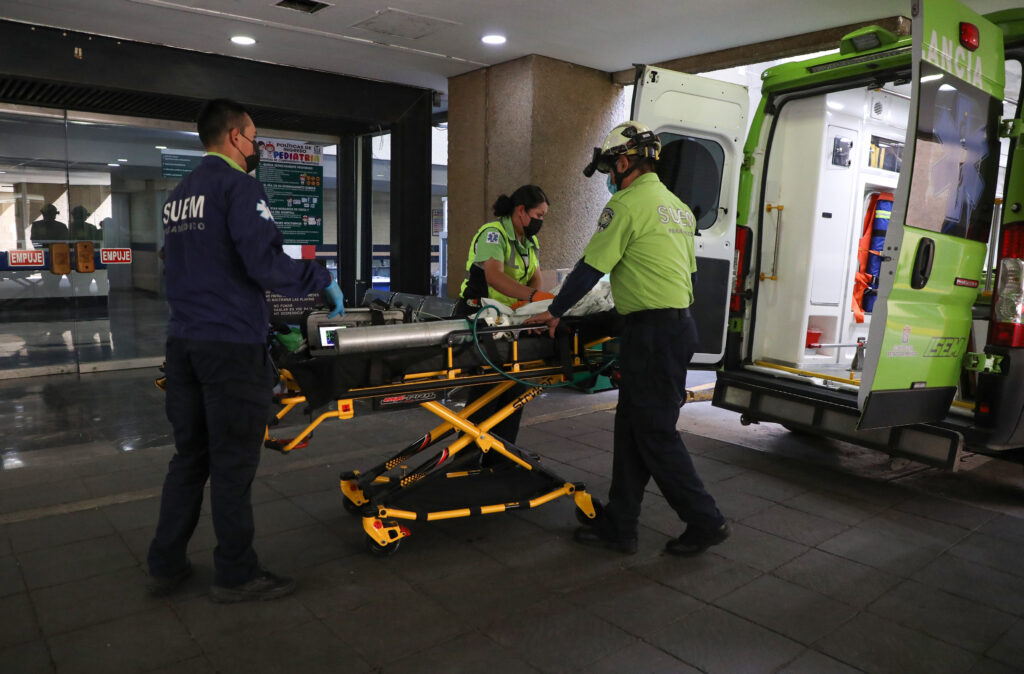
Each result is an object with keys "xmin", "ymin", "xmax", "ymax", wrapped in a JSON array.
[{"xmin": 457, "ymin": 184, "xmax": 554, "ymax": 456}]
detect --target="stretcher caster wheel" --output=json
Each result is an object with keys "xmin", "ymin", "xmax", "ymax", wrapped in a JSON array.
[
  {"xmin": 343, "ymin": 497, "xmax": 364, "ymax": 516},
  {"xmin": 366, "ymin": 536, "xmax": 401, "ymax": 557}
]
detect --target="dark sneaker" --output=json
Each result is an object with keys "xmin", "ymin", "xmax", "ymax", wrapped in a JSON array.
[
  {"xmin": 210, "ymin": 568, "xmax": 296, "ymax": 604},
  {"xmin": 665, "ymin": 523, "xmax": 731, "ymax": 556},
  {"xmin": 146, "ymin": 564, "xmax": 193, "ymax": 597},
  {"xmin": 573, "ymin": 525, "xmax": 638, "ymax": 555}
]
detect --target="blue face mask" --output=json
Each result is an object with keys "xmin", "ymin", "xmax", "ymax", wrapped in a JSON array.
[{"xmin": 606, "ymin": 173, "xmax": 618, "ymax": 195}]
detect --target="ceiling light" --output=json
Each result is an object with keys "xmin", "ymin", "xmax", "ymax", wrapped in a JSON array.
[
  {"xmin": 481, "ymin": 34, "xmax": 506, "ymax": 45},
  {"xmin": 117, "ymin": 158, "xmax": 128, "ymax": 162},
  {"xmin": 231, "ymin": 35, "xmax": 256, "ymax": 46},
  {"xmin": 155, "ymin": 145, "xmax": 167, "ymax": 150},
  {"xmin": 107, "ymin": 163, "xmax": 120, "ymax": 167}
]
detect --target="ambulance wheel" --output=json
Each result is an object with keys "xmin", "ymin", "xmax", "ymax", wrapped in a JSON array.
[
  {"xmin": 343, "ymin": 497, "xmax": 363, "ymax": 516},
  {"xmin": 366, "ymin": 536, "xmax": 401, "ymax": 557}
]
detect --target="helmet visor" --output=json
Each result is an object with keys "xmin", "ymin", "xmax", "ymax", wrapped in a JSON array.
[{"xmin": 582, "ymin": 147, "xmax": 617, "ymax": 177}]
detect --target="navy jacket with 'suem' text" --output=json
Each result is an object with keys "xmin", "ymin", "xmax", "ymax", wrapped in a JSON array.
[{"xmin": 162, "ymin": 154, "xmax": 331, "ymax": 344}]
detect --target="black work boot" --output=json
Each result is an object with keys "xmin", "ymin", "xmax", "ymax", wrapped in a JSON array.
[
  {"xmin": 146, "ymin": 563, "xmax": 193, "ymax": 597},
  {"xmin": 210, "ymin": 567, "xmax": 296, "ymax": 603},
  {"xmin": 665, "ymin": 523, "xmax": 731, "ymax": 556}
]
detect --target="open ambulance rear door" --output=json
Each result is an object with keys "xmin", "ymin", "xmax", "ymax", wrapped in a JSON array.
[
  {"xmin": 858, "ymin": 0, "xmax": 1004, "ymax": 429},
  {"xmin": 632, "ymin": 66, "xmax": 748, "ymax": 365}
]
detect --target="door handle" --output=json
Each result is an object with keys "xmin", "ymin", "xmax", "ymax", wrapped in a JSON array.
[{"xmin": 910, "ymin": 237, "xmax": 935, "ymax": 289}]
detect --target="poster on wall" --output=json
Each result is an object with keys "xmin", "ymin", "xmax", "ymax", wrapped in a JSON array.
[{"xmin": 256, "ymin": 138, "xmax": 324, "ymax": 245}]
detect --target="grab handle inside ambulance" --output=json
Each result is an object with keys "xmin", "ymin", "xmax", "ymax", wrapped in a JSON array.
[{"xmin": 910, "ymin": 237, "xmax": 935, "ymax": 290}]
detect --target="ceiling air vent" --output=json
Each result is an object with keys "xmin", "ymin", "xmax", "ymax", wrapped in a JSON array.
[{"xmin": 276, "ymin": 0, "xmax": 330, "ymax": 14}]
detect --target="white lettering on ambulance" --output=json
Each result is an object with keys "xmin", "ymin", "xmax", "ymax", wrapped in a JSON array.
[{"xmin": 925, "ymin": 29, "xmax": 984, "ymax": 89}]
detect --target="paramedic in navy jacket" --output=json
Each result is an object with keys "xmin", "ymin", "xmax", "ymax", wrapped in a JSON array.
[{"xmin": 146, "ymin": 99, "xmax": 344, "ymax": 603}]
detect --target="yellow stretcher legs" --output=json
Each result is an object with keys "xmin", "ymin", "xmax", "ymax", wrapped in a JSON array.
[{"xmin": 338, "ymin": 375, "xmax": 598, "ymax": 556}]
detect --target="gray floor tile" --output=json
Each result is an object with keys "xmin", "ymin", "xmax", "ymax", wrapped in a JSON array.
[
  {"xmin": 970, "ymin": 658, "xmax": 1024, "ymax": 674},
  {"xmin": 715, "ymin": 574, "xmax": 858, "ymax": 644},
  {"xmin": 777, "ymin": 650, "xmax": 864, "ymax": 674},
  {"xmin": 0, "ymin": 639, "xmax": 54, "ymax": 674},
  {"xmin": 145, "ymin": 656, "xmax": 218, "ymax": 674},
  {"xmin": 711, "ymin": 486, "xmax": 777, "ymax": 520},
  {"xmin": 649, "ymin": 604, "xmax": 804, "ymax": 674},
  {"xmin": 0, "ymin": 592, "xmax": 40, "ymax": 649},
  {"xmin": 322, "ymin": 587, "xmax": 470, "ymax": 667},
  {"xmin": 690, "ymin": 454, "xmax": 748, "ymax": 484},
  {"xmin": 289, "ymin": 488, "xmax": 348, "ymax": 524},
  {"xmin": 17, "ymin": 534, "xmax": 137, "ymax": 589},
  {"xmin": 783, "ymin": 489, "xmax": 884, "ymax": 526},
  {"xmin": 383, "ymin": 632, "xmax": 541, "ymax": 674},
  {"xmin": 894, "ymin": 494, "xmax": 998, "ymax": 530},
  {"xmin": 867, "ymin": 579, "xmax": 1016, "ymax": 654},
  {"xmin": 0, "ymin": 554, "xmax": 25, "ymax": 597},
  {"xmin": 384, "ymin": 528, "xmax": 508, "ymax": 586},
  {"xmin": 417, "ymin": 565, "xmax": 550, "ymax": 627},
  {"xmin": 0, "ymin": 524, "xmax": 10, "ymax": 557},
  {"xmin": 8, "ymin": 509, "xmax": 116, "ymax": 553},
  {"xmin": 0, "ymin": 478, "xmax": 92, "ymax": 515},
  {"xmin": 573, "ymin": 428, "xmax": 614, "ymax": 451},
  {"xmin": 818, "ymin": 522, "xmax": 947, "ymax": 577},
  {"xmin": 30, "ymin": 566, "xmax": 153, "ymax": 637},
  {"xmin": 100, "ymin": 497, "xmax": 160, "ymax": 532},
  {"xmin": 985, "ymin": 619, "xmax": 1024, "ymax": 670},
  {"xmin": 81, "ymin": 464, "xmax": 165, "ymax": 499},
  {"xmin": 634, "ymin": 550, "xmax": 761, "ymax": 602},
  {"xmin": 741, "ymin": 503, "xmax": 850, "ymax": 546},
  {"xmin": 176, "ymin": 593, "xmax": 315, "ymax": 649},
  {"xmin": 48, "ymin": 607, "xmax": 201, "ymax": 674},
  {"xmin": 482, "ymin": 599, "xmax": 639, "ymax": 674},
  {"xmin": 566, "ymin": 569, "xmax": 703, "ymax": 636},
  {"xmin": 717, "ymin": 471, "xmax": 810, "ymax": 502},
  {"xmin": 251, "ymin": 497, "xmax": 320, "ymax": 535},
  {"xmin": 255, "ymin": 523, "xmax": 352, "ymax": 572},
  {"xmin": 585, "ymin": 640, "xmax": 701, "ymax": 674},
  {"xmin": 916, "ymin": 554, "xmax": 1024, "ymax": 617},
  {"xmin": 773, "ymin": 549, "xmax": 901, "ymax": 608},
  {"xmin": 948, "ymin": 532, "xmax": 1024, "ymax": 580},
  {"xmin": 204, "ymin": 619, "xmax": 372, "ymax": 674},
  {"xmin": 712, "ymin": 522, "xmax": 808, "ymax": 572},
  {"xmin": 259, "ymin": 464, "xmax": 342, "ymax": 498},
  {"xmin": 978, "ymin": 514, "xmax": 1024, "ymax": 545},
  {"xmin": 815, "ymin": 612, "xmax": 979, "ymax": 674}
]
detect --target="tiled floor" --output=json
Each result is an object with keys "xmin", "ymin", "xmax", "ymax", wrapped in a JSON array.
[{"xmin": 1, "ymin": 369, "xmax": 1024, "ymax": 673}]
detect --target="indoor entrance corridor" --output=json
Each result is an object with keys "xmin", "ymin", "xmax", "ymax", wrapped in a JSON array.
[{"xmin": 1, "ymin": 369, "xmax": 1023, "ymax": 673}]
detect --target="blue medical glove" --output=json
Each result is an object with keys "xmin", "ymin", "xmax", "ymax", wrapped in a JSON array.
[{"xmin": 325, "ymin": 280, "xmax": 345, "ymax": 318}]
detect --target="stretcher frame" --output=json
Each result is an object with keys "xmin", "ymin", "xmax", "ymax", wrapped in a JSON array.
[{"xmin": 267, "ymin": 324, "xmax": 609, "ymax": 554}]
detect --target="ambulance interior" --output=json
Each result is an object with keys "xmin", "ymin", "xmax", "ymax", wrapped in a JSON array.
[{"xmin": 748, "ymin": 63, "xmax": 1018, "ymax": 395}]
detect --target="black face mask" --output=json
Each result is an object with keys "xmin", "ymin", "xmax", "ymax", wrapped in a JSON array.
[
  {"xmin": 524, "ymin": 217, "xmax": 543, "ymax": 238},
  {"xmin": 239, "ymin": 133, "xmax": 260, "ymax": 173}
]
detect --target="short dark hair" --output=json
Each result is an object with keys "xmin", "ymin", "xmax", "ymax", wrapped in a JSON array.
[
  {"xmin": 492, "ymin": 184, "xmax": 549, "ymax": 218},
  {"xmin": 197, "ymin": 98, "xmax": 251, "ymax": 148}
]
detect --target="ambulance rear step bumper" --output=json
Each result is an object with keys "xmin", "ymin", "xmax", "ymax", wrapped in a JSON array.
[{"xmin": 713, "ymin": 369, "xmax": 964, "ymax": 471}]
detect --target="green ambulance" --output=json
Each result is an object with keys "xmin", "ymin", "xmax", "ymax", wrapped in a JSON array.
[{"xmin": 630, "ymin": 0, "xmax": 1024, "ymax": 469}]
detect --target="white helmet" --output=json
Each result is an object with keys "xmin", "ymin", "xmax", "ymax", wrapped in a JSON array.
[{"xmin": 583, "ymin": 121, "xmax": 662, "ymax": 177}]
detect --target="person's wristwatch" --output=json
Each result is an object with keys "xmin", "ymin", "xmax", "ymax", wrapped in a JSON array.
[{"xmin": 529, "ymin": 289, "xmax": 537, "ymax": 302}]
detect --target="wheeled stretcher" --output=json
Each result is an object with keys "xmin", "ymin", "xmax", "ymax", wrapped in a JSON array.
[{"xmin": 272, "ymin": 309, "xmax": 620, "ymax": 555}]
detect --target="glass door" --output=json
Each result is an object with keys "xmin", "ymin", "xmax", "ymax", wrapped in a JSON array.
[{"xmin": 0, "ymin": 107, "xmax": 78, "ymax": 377}]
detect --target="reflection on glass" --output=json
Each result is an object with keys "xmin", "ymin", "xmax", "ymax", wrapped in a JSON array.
[{"xmin": 906, "ymin": 62, "xmax": 1001, "ymax": 242}]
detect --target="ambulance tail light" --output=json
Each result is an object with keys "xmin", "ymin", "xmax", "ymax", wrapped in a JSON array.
[
  {"xmin": 730, "ymin": 226, "xmax": 752, "ymax": 313},
  {"xmin": 960, "ymin": 22, "xmax": 980, "ymax": 52},
  {"xmin": 989, "ymin": 222, "xmax": 1024, "ymax": 347}
]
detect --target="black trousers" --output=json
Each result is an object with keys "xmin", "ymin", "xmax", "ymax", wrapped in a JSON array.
[
  {"xmin": 148, "ymin": 338, "xmax": 273, "ymax": 587},
  {"xmin": 604, "ymin": 312, "xmax": 724, "ymax": 540}
]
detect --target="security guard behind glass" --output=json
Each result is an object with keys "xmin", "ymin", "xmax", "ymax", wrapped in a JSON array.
[
  {"xmin": 147, "ymin": 98, "xmax": 344, "ymax": 602},
  {"xmin": 526, "ymin": 121, "xmax": 729, "ymax": 556},
  {"xmin": 457, "ymin": 185, "xmax": 554, "ymax": 454}
]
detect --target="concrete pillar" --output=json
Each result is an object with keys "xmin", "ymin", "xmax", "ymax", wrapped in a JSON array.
[{"xmin": 447, "ymin": 55, "xmax": 625, "ymax": 295}]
